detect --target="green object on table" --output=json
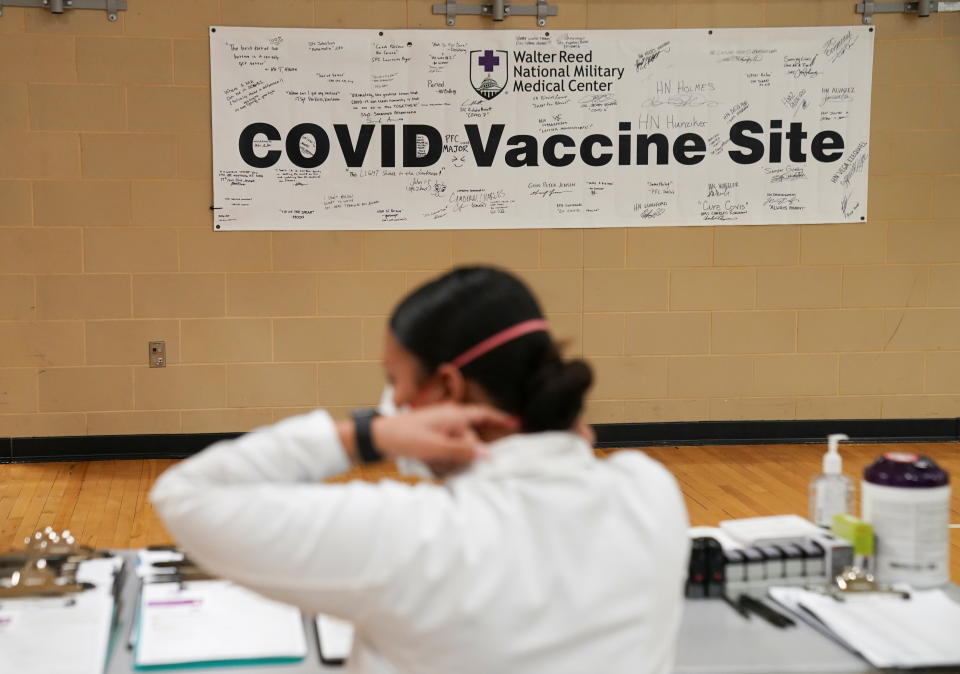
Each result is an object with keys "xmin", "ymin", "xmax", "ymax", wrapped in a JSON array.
[{"xmin": 832, "ymin": 513, "xmax": 874, "ymax": 557}]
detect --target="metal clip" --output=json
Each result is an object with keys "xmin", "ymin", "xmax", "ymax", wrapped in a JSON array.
[
  {"xmin": 0, "ymin": 528, "xmax": 102, "ymax": 599},
  {"xmin": 829, "ymin": 566, "xmax": 910, "ymax": 601},
  {"xmin": 440, "ymin": 0, "xmax": 456, "ymax": 26},
  {"xmin": 0, "ymin": 0, "xmax": 126, "ymax": 22},
  {"xmin": 856, "ymin": 0, "xmax": 959, "ymax": 23},
  {"xmin": 536, "ymin": 0, "xmax": 549, "ymax": 26},
  {"xmin": 432, "ymin": 0, "xmax": 557, "ymax": 26}
]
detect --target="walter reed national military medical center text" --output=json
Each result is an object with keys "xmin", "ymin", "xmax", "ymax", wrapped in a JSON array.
[{"xmin": 236, "ymin": 47, "xmax": 850, "ymax": 171}]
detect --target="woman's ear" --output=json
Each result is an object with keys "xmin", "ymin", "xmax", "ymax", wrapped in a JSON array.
[{"xmin": 435, "ymin": 363, "xmax": 467, "ymax": 403}]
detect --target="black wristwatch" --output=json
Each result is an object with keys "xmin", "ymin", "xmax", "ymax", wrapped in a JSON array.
[{"xmin": 351, "ymin": 408, "xmax": 383, "ymax": 464}]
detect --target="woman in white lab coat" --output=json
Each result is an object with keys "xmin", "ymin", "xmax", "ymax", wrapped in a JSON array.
[{"xmin": 151, "ymin": 266, "xmax": 690, "ymax": 674}]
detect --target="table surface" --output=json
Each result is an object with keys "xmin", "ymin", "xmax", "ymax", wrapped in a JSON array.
[
  {"xmin": 101, "ymin": 550, "xmax": 924, "ymax": 674},
  {"xmin": 674, "ymin": 597, "xmax": 870, "ymax": 674}
]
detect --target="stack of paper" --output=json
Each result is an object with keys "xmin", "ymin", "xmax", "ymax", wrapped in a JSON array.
[
  {"xmin": 0, "ymin": 557, "xmax": 123, "ymax": 674},
  {"xmin": 769, "ymin": 586, "xmax": 960, "ymax": 668},
  {"xmin": 720, "ymin": 515, "xmax": 823, "ymax": 547},
  {"xmin": 134, "ymin": 580, "xmax": 307, "ymax": 670}
]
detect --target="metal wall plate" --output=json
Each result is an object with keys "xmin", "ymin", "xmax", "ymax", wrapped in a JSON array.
[
  {"xmin": 0, "ymin": 0, "xmax": 127, "ymax": 20},
  {"xmin": 856, "ymin": 0, "xmax": 959, "ymax": 24},
  {"xmin": 432, "ymin": 0, "xmax": 558, "ymax": 26},
  {"xmin": 149, "ymin": 341, "xmax": 166, "ymax": 368}
]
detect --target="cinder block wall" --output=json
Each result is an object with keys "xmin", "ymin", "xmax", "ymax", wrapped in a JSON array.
[{"xmin": 1, "ymin": 0, "xmax": 958, "ymax": 437}]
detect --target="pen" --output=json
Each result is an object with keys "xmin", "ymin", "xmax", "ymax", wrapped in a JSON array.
[
  {"xmin": 739, "ymin": 595, "xmax": 796, "ymax": 628},
  {"xmin": 723, "ymin": 593, "xmax": 750, "ymax": 620},
  {"xmin": 111, "ymin": 557, "xmax": 126, "ymax": 601},
  {"xmin": 767, "ymin": 602, "xmax": 796, "ymax": 628},
  {"xmin": 150, "ymin": 560, "xmax": 186, "ymax": 568},
  {"xmin": 110, "ymin": 557, "xmax": 127, "ymax": 634}
]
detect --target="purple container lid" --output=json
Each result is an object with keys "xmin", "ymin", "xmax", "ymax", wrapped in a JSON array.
[{"xmin": 863, "ymin": 452, "xmax": 949, "ymax": 488}]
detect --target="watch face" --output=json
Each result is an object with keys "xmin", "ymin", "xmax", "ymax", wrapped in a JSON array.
[{"xmin": 353, "ymin": 407, "xmax": 379, "ymax": 421}]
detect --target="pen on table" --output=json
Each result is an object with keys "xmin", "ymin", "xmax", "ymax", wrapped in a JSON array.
[
  {"xmin": 111, "ymin": 557, "xmax": 127, "ymax": 632},
  {"xmin": 723, "ymin": 593, "xmax": 750, "ymax": 619},
  {"xmin": 111, "ymin": 557, "xmax": 127, "ymax": 601},
  {"xmin": 739, "ymin": 595, "xmax": 796, "ymax": 628},
  {"xmin": 765, "ymin": 601, "xmax": 796, "ymax": 628}
]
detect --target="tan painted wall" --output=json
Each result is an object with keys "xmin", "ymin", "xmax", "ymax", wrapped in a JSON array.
[{"xmin": 0, "ymin": 0, "xmax": 958, "ymax": 437}]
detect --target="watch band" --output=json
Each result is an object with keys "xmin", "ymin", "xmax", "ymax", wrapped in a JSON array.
[{"xmin": 351, "ymin": 408, "xmax": 383, "ymax": 464}]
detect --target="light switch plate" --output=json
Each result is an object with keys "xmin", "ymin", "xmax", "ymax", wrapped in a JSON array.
[{"xmin": 149, "ymin": 340, "xmax": 166, "ymax": 368}]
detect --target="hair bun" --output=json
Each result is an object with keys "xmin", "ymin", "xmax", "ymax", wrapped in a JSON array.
[{"xmin": 520, "ymin": 358, "xmax": 593, "ymax": 433}]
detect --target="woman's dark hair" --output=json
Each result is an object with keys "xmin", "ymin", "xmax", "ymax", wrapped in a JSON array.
[{"xmin": 389, "ymin": 266, "xmax": 593, "ymax": 433}]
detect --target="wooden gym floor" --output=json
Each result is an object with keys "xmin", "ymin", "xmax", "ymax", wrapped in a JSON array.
[{"xmin": 2, "ymin": 442, "xmax": 958, "ymax": 582}]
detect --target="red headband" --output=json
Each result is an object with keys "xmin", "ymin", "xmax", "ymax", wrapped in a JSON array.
[{"xmin": 450, "ymin": 319, "xmax": 549, "ymax": 369}]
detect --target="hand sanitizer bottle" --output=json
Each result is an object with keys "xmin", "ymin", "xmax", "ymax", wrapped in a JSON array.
[{"xmin": 810, "ymin": 433, "xmax": 854, "ymax": 527}]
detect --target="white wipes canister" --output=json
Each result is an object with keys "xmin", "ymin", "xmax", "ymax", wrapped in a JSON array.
[{"xmin": 861, "ymin": 452, "xmax": 950, "ymax": 589}]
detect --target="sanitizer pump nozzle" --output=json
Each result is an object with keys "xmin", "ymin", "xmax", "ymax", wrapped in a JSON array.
[
  {"xmin": 823, "ymin": 433, "xmax": 848, "ymax": 474},
  {"xmin": 810, "ymin": 433, "xmax": 854, "ymax": 527}
]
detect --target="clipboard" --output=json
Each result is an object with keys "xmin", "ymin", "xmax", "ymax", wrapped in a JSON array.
[
  {"xmin": 769, "ymin": 586, "xmax": 960, "ymax": 668},
  {"xmin": 0, "ymin": 527, "xmax": 111, "ymax": 599},
  {"xmin": 0, "ymin": 529, "xmax": 124, "ymax": 674},
  {"xmin": 132, "ymin": 577, "xmax": 308, "ymax": 670}
]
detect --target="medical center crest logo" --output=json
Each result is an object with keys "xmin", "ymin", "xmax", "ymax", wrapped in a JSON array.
[{"xmin": 470, "ymin": 49, "xmax": 508, "ymax": 100}]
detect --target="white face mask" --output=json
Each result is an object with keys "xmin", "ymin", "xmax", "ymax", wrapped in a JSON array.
[
  {"xmin": 377, "ymin": 385, "xmax": 435, "ymax": 479},
  {"xmin": 377, "ymin": 383, "xmax": 404, "ymax": 416}
]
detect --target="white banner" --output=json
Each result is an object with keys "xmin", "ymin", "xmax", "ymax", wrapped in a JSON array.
[{"xmin": 209, "ymin": 27, "xmax": 874, "ymax": 231}]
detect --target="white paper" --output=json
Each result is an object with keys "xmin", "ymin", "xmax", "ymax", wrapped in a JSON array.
[
  {"xmin": 0, "ymin": 557, "xmax": 121, "ymax": 674},
  {"xmin": 77, "ymin": 555, "xmax": 125, "ymax": 588},
  {"xmin": 769, "ymin": 586, "xmax": 960, "ymax": 668},
  {"xmin": 210, "ymin": 27, "xmax": 874, "ymax": 230},
  {"xmin": 720, "ymin": 515, "xmax": 823, "ymax": 547},
  {"xmin": 686, "ymin": 526, "xmax": 741, "ymax": 551},
  {"xmin": 317, "ymin": 614, "xmax": 355, "ymax": 662},
  {"xmin": 135, "ymin": 580, "xmax": 307, "ymax": 667}
]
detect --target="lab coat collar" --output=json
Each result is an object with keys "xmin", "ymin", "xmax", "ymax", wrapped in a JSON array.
[{"xmin": 459, "ymin": 431, "xmax": 597, "ymax": 480}]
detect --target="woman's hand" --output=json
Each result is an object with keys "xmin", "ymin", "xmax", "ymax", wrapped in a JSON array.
[
  {"xmin": 337, "ymin": 404, "xmax": 518, "ymax": 471},
  {"xmin": 372, "ymin": 404, "xmax": 517, "ymax": 465}
]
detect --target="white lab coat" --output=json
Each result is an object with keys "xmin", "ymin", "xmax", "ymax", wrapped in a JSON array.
[{"xmin": 150, "ymin": 410, "xmax": 690, "ymax": 674}]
